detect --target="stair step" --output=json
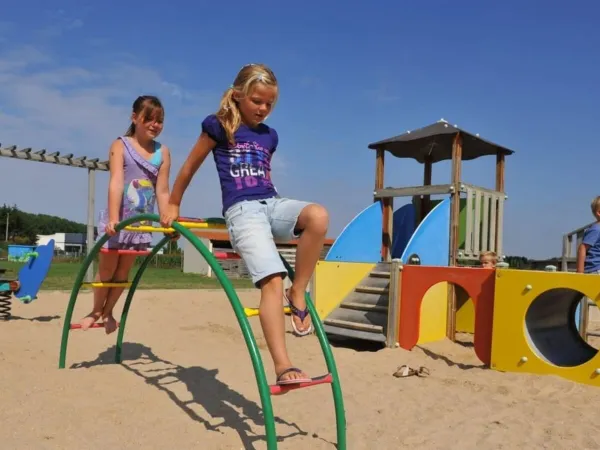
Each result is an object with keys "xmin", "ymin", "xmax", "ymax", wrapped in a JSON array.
[
  {"xmin": 324, "ymin": 325, "xmax": 387, "ymax": 343},
  {"xmin": 324, "ymin": 318, "xmax": 383, "ymax": 333},
  {"xmin": 343, "ymin": 291, "xmax": 389, "ymax": 307},
  {"xmin": 356, "ymin": 285, "xmax": 389, "ymax": 294},
  {"xmin": 327, "ymin": 308, "xmax": 388, "ymax": 329},
  {"xmin": 341, "ymin": 302, "xmax": 388, "ymax": 313},
  {"xmin": 370, "ymin": 271, "xmax": 391, "ymax": 278},
  {"xmin": 357, "ymin": 276, "xmax": 390, "ymax": 289},
  {"xmin": 375, "ymin": 262, "xmax": 391, "ymax": 271}
]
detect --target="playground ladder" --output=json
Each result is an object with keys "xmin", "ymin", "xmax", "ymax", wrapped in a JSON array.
[{"xmin": 58, "ymin": 213, "xmax": 346, "ymax": 450}]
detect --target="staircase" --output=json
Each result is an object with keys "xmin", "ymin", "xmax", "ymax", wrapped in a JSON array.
[{"xmin": 323, "ymin": 262, "xmax": 391, "ymax": 343}]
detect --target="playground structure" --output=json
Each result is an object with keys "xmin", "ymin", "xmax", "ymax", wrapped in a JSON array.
[
  {"xmin": 317, "ymin": 119, "xmax": 510, "ymax": 344},
  {"xmin": 0, "ymin": 240, "xmax": 55, "ymax": 319},
  {"xmin": 58, "ymin": 215, "xmax": 346, "ymax": 450},
  {"xmin": 311, "ymin": 119, "xmax": 600, "ymax": 387}
]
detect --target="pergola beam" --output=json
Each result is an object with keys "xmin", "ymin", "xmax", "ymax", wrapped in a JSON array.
[
  {"xmin": 1, "ymin": 142, "xmax": 109, "ymax": 282},
  {"xmin": 0, "ymin": 144, "xmax": 109, "ymax": 171}
]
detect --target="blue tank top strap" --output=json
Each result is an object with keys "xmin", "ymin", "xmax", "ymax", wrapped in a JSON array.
[{"xmin": 149, "ymin": 141, "xmax": 162, "ymax": 166}]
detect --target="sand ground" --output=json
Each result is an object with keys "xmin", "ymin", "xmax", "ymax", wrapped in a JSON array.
[{"xmin": 2, "ymin": 289, "xmax": 600, "ymax": 450}]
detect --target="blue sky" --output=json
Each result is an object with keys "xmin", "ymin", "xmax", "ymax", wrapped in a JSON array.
[{"xmin": 0, "ymin": 1, "xmax": 598, "ymax": 259}]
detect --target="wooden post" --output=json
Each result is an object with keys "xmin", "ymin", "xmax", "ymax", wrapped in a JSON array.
[
  {"xmin": 495, "ymin": 152, "xmax": 505, "ymax": 257},
  {"xmin": 375, "ymin": 149, "xmax": 391, "ymax": 261},
  {"xmin": 447, "ymin": 133, "xmax": 463, "ymax": 341},
  {"xmin": 420, "ymin": 157, "xmax": 433, "ymax": 222},
  {"xmin": 449, "ymin": 134, "xmax": 463, "ymax": 266}
]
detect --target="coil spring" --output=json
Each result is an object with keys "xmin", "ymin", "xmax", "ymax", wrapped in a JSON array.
[{"xmin": 0, "ymin": 290, "xmax": 11, "ymax": 320}]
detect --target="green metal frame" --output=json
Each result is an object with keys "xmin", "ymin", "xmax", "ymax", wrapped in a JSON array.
[{"xmin": 58, "ymin": 213, "xmax": 346, "ymax": 450}]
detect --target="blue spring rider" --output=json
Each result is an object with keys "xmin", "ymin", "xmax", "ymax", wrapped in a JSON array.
[{"xmin": 0, "ymin": 240, "xmax": 55, "ymax": 320}]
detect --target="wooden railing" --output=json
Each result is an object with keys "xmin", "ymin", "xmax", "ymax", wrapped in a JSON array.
[
  {"xmin": 561, "ymin": 221, "xmax": 594, "ymax": 272},
  {"xmin": 459, "ymin": 183, "xmax": 505, "ymax": 260}
]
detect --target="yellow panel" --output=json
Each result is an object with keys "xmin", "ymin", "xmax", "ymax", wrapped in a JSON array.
[
  {"xmin": 491, "ymin": 268, "xmax": 600, "ymax": 386},
  {"xmin": 417, "ymin": 282, "xmax": 448, "ymax": 344},
  {"xmin": 456, "ymin": 289, "xmax": 475, "ymax": 334},
  {"xmin": 312, "ymin": 261, "xmax": 376, "ymax": 320}
]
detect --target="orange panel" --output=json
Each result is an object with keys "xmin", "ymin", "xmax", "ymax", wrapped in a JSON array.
[{"xmin": 398, "ymin": 265, "xmax": 495, "ymax": 365}]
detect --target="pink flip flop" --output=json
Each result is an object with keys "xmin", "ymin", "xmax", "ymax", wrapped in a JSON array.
[
  {"xmin": 284, "ymin": 290, "xmax": 313, "ymax": 337},
  {"xmin": 276, "ymin": 367, "xmax": 312, "ymax": 385}
]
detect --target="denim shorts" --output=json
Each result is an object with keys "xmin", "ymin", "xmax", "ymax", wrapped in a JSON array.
[{"xmin": 224, "ymin": 197, "xmax": 311, "ymax": 286}]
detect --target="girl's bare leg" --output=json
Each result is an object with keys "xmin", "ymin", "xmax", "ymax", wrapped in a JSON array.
[
  {"xmin": 287, "ymin": 204, "xmax": 329, "ymax": 332},
  {"xmin": 80, "ymin": 252, "xmax": 119, "ymax": 330},
  {"xmin": 101, "ymin": 254, "xmax": 137, "ymax": 334},
  {"xmin": 259, "ymin": 273, "xmax": 308, "ymax": 382}
]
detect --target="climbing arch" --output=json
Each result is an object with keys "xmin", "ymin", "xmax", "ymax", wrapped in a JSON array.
[{"xmin": 58, "ymin": 213, "xmax": 346, "ymax": 450}]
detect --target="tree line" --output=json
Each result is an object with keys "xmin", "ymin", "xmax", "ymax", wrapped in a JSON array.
[{"xmin": 0, "ymin": 204, "xmax": 89, "ymax": 244}]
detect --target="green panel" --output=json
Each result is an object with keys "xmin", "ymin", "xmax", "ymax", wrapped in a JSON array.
[{"xmin": 426, "ymin": 197, "xmax": 492, "ymax": 251}]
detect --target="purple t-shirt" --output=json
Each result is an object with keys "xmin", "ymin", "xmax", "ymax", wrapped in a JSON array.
[{"xmin": 202, "ymin": 114, "xmax": 279, "ymax": 214}]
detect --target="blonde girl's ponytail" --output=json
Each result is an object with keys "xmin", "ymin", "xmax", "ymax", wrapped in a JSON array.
[{"xmin": 215, "ymin": 87, "xmax": 242, "ymax": 147}]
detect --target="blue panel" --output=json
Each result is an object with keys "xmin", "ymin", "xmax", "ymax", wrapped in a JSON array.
[
  {"xmin": 14, "ymin": 239, "xmax": 55, "ymax": 303},
  {"xmin": 391, "ymin": 203, "xmax": 416, "ymax": 259},
  {"xmin": 325, "ymin": 202, "xmax": 382, "ymax": 263},
  {"xmin": 400, "ymin": 198, "xmax": 451, "ymax": 267}
]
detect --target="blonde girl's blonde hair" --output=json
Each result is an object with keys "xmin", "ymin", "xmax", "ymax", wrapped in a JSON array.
[
  {"xmin": 591, "ymin": 196, "xmax": 600, "ymax": 217},
  {"xmin": 480, "ymin": 251, "xmax": 498, "ymax": 262},
  {"xmin": 216, "ymin": 63, "xmax": 278, "ymax": 146}
]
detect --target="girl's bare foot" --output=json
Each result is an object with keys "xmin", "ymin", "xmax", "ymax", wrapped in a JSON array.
[
  {"xmin": 103, "ymin": 314, "xmax": 118, "ymax": 334},
  {"xmin": 80, "ymin": 311, "xmax": 102, "ymax": 330}
]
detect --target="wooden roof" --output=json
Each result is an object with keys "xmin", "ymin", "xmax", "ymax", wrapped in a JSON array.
[{"xmin": 368, "ymin": 119, "xmax": 515, "ymax": 164}]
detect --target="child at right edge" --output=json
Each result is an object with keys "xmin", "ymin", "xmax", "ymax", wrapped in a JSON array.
[
  {"xmin": 161, "ymin": 63, "xmax": 329, "ymax": 387},
  {"xmin": 576, "ymin": 196, "xmax": 600, "ymax": 274}
]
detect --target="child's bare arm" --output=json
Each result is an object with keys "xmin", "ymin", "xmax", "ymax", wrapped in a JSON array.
[
  {"xmin": 168, "ymin": 132, "xmax": 216, "ymax": 207},
  {"xmin": 107, "ymin": 140, "xmax": 125, "ymax": 223},
  {"xmin": 155, "ymin": 146, "xmax": 171, "ymax": 215},
  {"xmin": 576, "ymin": 243, "xmax": 588, "ymax": 273}
]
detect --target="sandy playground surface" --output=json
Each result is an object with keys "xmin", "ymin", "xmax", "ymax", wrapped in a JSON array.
[{"xmin": 2, "ymin": 289, "xmax": 600, "ymax": 450}]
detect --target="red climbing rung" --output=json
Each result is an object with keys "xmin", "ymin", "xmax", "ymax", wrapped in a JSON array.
[
  {"xmin": 214, "ymin": 251, "xmax": 241, "ymax": 260},
  {"xmin": 100, "ymin": 249, "xmax": 152, "ymax": 255},
  {"xmin": 69, "ymin": 322, "xmax": 120, "ymax": 330},
  {"xmin": 269, "ymin": 373, "xmax": 333, "ymax": 396},
  {"xmin": 177, "ymin": 216, "xmax": 209, "ymax": 223}
]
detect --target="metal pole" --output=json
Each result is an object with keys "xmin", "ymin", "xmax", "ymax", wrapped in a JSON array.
[
  {"xmin": 86, "ymin": 169, "xmax": 96, "ymax": 282},
  {"xmin": 4, "ymin": 212, "xmax": 8, "ymax": 241}
]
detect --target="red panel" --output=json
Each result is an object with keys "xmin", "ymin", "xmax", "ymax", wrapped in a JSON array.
[{"xmin": 398, "ymin": 265, "xmax": 495, "ymax": 365}]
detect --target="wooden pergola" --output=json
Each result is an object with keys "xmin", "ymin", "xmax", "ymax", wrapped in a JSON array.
[
  {"xmin": 0, "ymin": 144, "xmax": 109, "ymax": 281},
  {"xmin": 367, "ymin": 119, "xmax": 516, "ymax": 340}
]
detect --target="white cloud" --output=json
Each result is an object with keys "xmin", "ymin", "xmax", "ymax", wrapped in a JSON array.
[{"xmin": 0, "ymin": 42, "xmax": 224, "ymax": 227}]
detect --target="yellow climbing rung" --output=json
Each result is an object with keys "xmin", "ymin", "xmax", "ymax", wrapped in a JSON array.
[
  {"xmin": 125, "ymin": 221, "xmax": 226, "ymax": 233},
  {"xmin": 244, "ymin": 306, "xmax": 291, "ymax": 317},
  {"xmin": 81, "ymin": 282, "xmax": 132, "ymax": 288}
]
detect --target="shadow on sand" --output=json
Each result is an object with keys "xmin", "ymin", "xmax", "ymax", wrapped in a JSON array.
[{"xmin": 70, "ymin": 342, "xmax": 311, "ymax": 449}]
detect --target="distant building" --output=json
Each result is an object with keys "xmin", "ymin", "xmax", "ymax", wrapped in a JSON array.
[{"xmin": 37, "ymin": 233, "xmax": 87, "ymax": 255}]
